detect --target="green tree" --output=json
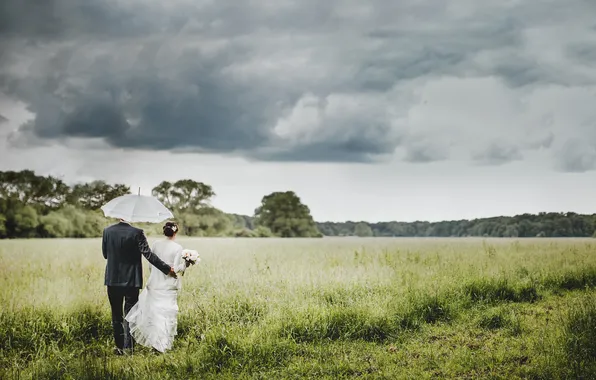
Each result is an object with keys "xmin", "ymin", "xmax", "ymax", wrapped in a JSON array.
[
  {"xmin": 196, "ymin": 207, "xmax": 234, "ymax": 236},
  {"xmin": 68, "ymin": 181, "xmax": 130, "ymax": 209},
  {"xmin": 253, "ymin": 225, "xmax": 274, "ymax": 237},
  {"xmin": 60, "ymin": 206, "xmax": 107, "ymax": 237},
  {"xmin": 177, "ymin": 212, "xmax": 202, "ymax": 236},
  {"xmin": 0, "ymin": 170, "xmax": 69, "ymax": 208},
  {"xmin": 12, "ymin": 205, "xmax": 39, "ymax": 237},
  {"xmin": 39, "ymin": 212, "xmax": 71, "ymax": 237},
  {"xmin": 504, "ymin": 224, "xmax": 519, "ymax": 238},
  {"xmin": 152, "ymin": 180, "xmax": 215, "ymax": 212},
  {"xmin": 175, "ymin": 207, "xmax": 232, "ymax": 236},
  {"xmin": 229, "ymin": 213, "xmax": 254, "ymax": 230},
  {"xmin": 233, "ymin": 225, "xmax": 274, "ymax": 238},
  {"xmin": 0, "ymin": 213, "xmax": 6, "ymax": 237},
  {"xmin": 254, "ymin": 191, "xmax": 321, "ymax": 237},
  {"xmin": 354, "ymin": 222, "xmax": 373, "ymax": 237}
]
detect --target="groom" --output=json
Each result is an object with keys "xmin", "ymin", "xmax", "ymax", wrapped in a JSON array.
[{"xmin": 102, "ymin": 219, "xmax": 177, "ymax": 355}]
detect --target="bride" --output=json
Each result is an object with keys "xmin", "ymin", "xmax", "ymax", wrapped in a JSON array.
[{"xmin": 125, "ymin": 221, "xmax": 196, "ymax": 353}]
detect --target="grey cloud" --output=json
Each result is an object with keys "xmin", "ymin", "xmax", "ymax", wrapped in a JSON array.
[
  {"xmin": 566, "ymin": 43, "xmax": 596, "ymax": 65},
  {"xmin": 403, "ymin": 140, "xmax": 449, "ymax": 163},
  {"xmin": 8, "ymin": 47, "xmax": 280, "ymax": 154},
  {"xmin": 493, "ymin": 59, "xmax": 547, "ymax": 88},
  {"xmin": 0, "ymin": 0, "xmax": 156, "ymax": 40},
  {"xmin": 0, "ymin": 114, "xmax": 7, "ymax": 123},
  {"xmin": 558, "ymin": 139, "xmax": 596, "ymax": 173},
  {"xmin": 1, "ymin": 0, "xmax": 596, "ymax": 165},
  {"xmin": 404, "ymin": 148, "xmax": 445, "ymax": 163},
  {"xmin": 257, "ymin": 92, "xmax": 402, "ymax": 162},
  {"xmin": 255, "ymin": 140, "xmax": 391, "ymax": 163},
  {"xmin": 472, "ymin": 142, "xmax": 523, "ymax": 166},
  {"xmin": 525, "ymin": 131, "xmax": 555, "ymax": 150},
  {"xmin": 351, "ymin": 12, "xmax": 523, "ymax": 91}
]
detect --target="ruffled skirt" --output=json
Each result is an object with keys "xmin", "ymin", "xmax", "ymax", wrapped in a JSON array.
[{"xmin": 125, "ymin": 287, "xmax": 179, "ymax": 352}]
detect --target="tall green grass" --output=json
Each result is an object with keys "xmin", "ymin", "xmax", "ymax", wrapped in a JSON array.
[
  {"xmin": 563, "ymin": 295, "xmax": 596, "ymax": 377},
  {"xmin": 1, "ymin": 237, "xmax": 595, "ymax": 378}
]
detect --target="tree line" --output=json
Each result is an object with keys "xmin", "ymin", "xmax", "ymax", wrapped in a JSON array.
[
  {"xmin": 1, "ymin": 170, "xmax": 595, "ymax": 239},
  {"xmin": 0, "ymin": 170, "xmax": 320, "ymax": 239},
  {"xmin": 316, "ymin": 213, "xmax": 596, "ymax": 238}
]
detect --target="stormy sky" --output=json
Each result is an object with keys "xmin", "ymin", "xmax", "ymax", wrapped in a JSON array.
[{"xmin": 1, "ymin": 0, "xmax": 596, "ymax": 222}]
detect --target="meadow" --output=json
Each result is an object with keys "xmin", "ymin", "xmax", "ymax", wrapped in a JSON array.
[{"xmin": 1, "ymin": 237, "xmax": 595, "ymax": 379}]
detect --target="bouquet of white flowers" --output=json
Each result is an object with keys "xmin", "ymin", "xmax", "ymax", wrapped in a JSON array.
[{"xmin": 181, "ymin": 249, "xmax": 200, "ymax": 265}]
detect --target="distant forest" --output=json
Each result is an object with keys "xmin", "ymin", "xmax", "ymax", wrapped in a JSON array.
[
  {"xmin": 236, "ymin": 213, "xmax": 596, "ymax": 238},
  {"xmin": 1, "ymin": 170, "xmax": 595, "ymax": 239}
]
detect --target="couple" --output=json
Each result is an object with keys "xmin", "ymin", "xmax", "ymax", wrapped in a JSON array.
[{"xmin": 102, "ymin": 219, "xmax": 196, "ymax": 355}]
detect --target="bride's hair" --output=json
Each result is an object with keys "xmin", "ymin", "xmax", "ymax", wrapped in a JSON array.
[{"xmin": 163, "ymin": 221, "xmax": 179, "ymax": 237}]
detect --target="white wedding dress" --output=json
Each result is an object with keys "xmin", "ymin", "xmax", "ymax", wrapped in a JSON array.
[{"xmin": 125, "ymin": 239, "xmax": 187, "ymax": 352}]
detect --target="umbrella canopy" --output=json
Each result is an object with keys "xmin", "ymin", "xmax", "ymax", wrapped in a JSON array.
[{"xmin": 101, "ymin": 194, "xmax": 174, "ymax": 223}]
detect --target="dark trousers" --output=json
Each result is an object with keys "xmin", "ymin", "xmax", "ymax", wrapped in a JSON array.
[{"xmin": 107, "ymin": 286, "xmax": 139, "ymax": 349}]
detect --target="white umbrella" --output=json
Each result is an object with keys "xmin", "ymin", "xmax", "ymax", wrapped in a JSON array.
[{"xmin": 101, "ymin": 194, "xmax": 174, "ymax": 223}]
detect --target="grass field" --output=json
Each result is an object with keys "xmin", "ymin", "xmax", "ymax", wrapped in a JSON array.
[{"xmin": 1, "ymin": 237, "xmax": 595, "ymax": 379}]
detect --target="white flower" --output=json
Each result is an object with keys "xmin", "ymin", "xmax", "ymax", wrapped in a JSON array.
[{"xmin": 181, "ymin": 249, "xmax": 200, "ymax": 264}]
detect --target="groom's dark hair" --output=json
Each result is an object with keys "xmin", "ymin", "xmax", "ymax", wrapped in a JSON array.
[{"xmin": 163, "ymin": 221, "xmax": 179, "ymax": 237}]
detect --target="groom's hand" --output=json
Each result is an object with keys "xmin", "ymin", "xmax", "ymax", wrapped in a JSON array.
[{"xmin": 168, "ymin": 267, "xmax": 178, "ymax": 278}]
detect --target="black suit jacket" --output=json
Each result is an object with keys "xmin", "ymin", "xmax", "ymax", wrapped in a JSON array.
[{"xmin": 102, "ymin": 222, "xmax": 171, "ymax": 288}]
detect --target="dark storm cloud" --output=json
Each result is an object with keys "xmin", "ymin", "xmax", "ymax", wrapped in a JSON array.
[
  {"xmin": 0, "ymin": 0, "xmax": 154, "ymax": 39},
  {"xmin": 6, "ymin": 44, "xmax": 280, "ymax": 153},
  {"xmin": 1, "ymin": 0, "xmax": 596, "ymax": 167},
  {"xmin": 257, "ymin": 140, "xmax": 391, "ymax": 163}
]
